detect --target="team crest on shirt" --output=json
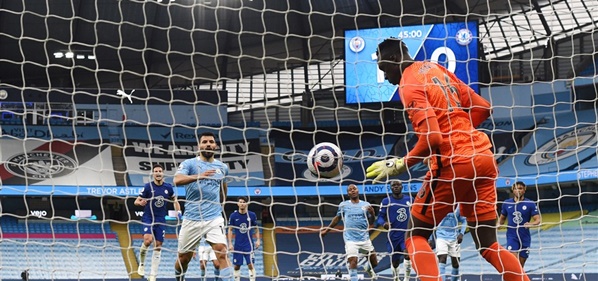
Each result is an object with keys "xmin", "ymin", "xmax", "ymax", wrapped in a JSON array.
[{"xmin": 522, "ymin": 206, "xmax": 527, "ymax": 210}]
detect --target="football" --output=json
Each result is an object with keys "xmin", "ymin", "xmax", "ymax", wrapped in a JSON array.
[{"xmin": 306, "ymin": 142, "xmax": 343, "ymax": 178}]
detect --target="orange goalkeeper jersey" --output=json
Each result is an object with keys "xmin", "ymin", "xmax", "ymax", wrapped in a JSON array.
[{"xmin": 399, "ymin": 61, "xmax": 492, "ymax": 170}]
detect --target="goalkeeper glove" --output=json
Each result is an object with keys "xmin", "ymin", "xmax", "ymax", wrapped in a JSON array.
[{"xmin": 366, "ymin": 158, "xmax": 407, "ymax": 183}]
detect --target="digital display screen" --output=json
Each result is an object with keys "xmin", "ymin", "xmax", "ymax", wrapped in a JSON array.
[{"xmin": 345, "ymin": 21, "xmax": 479, "ymax": 104}]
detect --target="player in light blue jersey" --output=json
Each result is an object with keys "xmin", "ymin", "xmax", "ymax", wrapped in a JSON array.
[
  {"xmin": 228, "ymin": 196, "xmax": 261, "ymax": 281},
  {"xmin": 430, "ymin": 206, "xmax": 467, "ymax": 281},
  {"xmin": 376, "ymin": 180, "xmax": 412, "ymax": 281},
  {"xmin": 498, "ymin": 182, "xmax": 541, "ymax": 267},
  {"xmin": 173, "ymin": 132, "xmax": 233, "ymax": 281},
  {"xmin": 135, "ymin": 164, "xmax": 180, "ymax": 281},
  {"xmin": 195, "ymin": 238, "xmax": 220, "ymax": 281},
  {"xmin": 321, "ymin": 184, "xmax": 378, "ymax": 281}
]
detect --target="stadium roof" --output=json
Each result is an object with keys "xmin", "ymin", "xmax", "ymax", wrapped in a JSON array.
[{"xmin": 0, "ymin": 0, "xmax": 594, "ymax": 88}]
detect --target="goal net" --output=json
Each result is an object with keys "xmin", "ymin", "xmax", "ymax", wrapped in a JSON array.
[{"xmin": 0, "ymin": 1, "xmax": 597, "ymax": 281}]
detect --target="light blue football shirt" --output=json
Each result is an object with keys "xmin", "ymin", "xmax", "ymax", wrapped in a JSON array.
[
  {"xmin": 436, "ymin": 208, "xmax": 467, "ymax": 241},
  {"xmin": 176, "ymin": 156, "xmax": 229, "ymax": 221},
  {"xmin": 336, "ymin": 200, "xmax": 371, "ymax": 242}
]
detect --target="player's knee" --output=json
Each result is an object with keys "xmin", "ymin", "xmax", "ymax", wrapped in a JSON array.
[
  {"xmin": 405, "ymin": 219, "xmax": 433, "ymax": 240},
  {"xmin": 212, "ymin": 243, "xmax": 226, "ymax": 252},
  {"xmin": 178, "ymin": 253, "xmax": 193, "ymax": 265},
  {"xmin": 143, "ymin": 238, "xmax": 153, "ymax": 245}
]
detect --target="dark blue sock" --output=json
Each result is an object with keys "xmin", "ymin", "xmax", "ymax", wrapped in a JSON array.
[{"xmin": 175, "ymin": 269, "xmax": 185, "ymax": 281}]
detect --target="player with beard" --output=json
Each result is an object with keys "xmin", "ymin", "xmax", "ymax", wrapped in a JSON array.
[
  {"xmin": 321, "ymin": 184, "xmax": 379, "ymax": 281},
  {"xmin": 135, "ymin": 164, "xmax": 180, "ymax": 281},
  {"xmin": 376, "ymin": 180, "xmax": 412, "ymax": 281},
  {"xmin": 173, "ymin": 132, "xmax": 233, "ymax": 281}
]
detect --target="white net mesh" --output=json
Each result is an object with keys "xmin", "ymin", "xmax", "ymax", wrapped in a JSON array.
[{"xmin": 0, "ymin": 0, "xmax": 597, "ymax": 280}]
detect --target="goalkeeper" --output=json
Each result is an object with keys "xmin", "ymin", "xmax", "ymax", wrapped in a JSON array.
[{"xmin": 367, "ymin": 38, "xmax": 530, "ymax": 281}]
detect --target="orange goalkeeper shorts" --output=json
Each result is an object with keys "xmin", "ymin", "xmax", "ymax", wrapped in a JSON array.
[{"xmin": 411, "ymin": 150, "xmax": 498, "ymax": 225}]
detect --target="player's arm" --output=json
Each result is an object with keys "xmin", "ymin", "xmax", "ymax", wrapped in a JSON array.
[
  {"xmin": 221, "ymin": 165, "xmax": 229, "ymax": 204},
  {"xmin": 375, "ymin": 200, "xmax": 388, "ymax": 229},
  {"xmin": 253, "ymin": 214, "xmax": 261, "ymax": 249},
  {"xmin": 455, "ymin": 81, "xmax": 492, "ymax": 128},
  {"xmin": 134, "ymin": 186, "xmax": 149, "ymax": 206},
  {"xmin": 173, "ymin": 161, "xmax": 195, "ymax": 186},
  {"xmin": 497, "ymin": 203, "xmax": 508, "ymax": 227},
  {"xmin": 525, "ymin": 204, "xmax": 541, "ymax": 228},
  {"xmin": 173, "ymin": 196, "xmax": 181, "ymax": 212},
  {"xmin": 220, "ymin": 182, "xmax": 228, "ymax": 204},
  {"xmin": 498, "ymin": 214, "xmax": 507, "ymax": 228},
  {"xmin": 366, "ymin": 205, "xmax": 376, "ymax": 225},
  {"xmin": 227, "ymin": 218, "xmax": 235, "ymax": 251},
  {"xmin": 134, "ymin": 196, "xmax": 147, "ymax": 206},
  {"xmin": 402, "ymin": 86, "xmax": 443, "ymax": 167},
  {"xmin": 525, "ymin": 214, "xmax": 541, "ymax": 228},
  {"xmin": 171, "ymin": 194, "xmax": 182, "ymax": 220},
  {"xmin": 174, "ymin": 172, "xmax": 216, "ymax": 186},
  {"xmin": 321, "ymin": 215, "xmax": 341, "ymax": 237}
]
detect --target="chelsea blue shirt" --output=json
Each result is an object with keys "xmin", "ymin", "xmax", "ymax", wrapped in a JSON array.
[
  {"xmin": 176, "ymin": 156, "xmax": 229, "ymax": 221},
  {"xmin": 436, "ymin": 208, "xmax": 467, "ymax": 241},
  {"xmin": 377, "ymin": 195, "xmax": 412, "ymax": 241},
  {"xmin": 139, "ymin": 182, "xmax": 175, "ymax": 224},
  {"xmin": 337, "ymin": 200, "xmax": 371, "ymax": 242},
  {"xmin": 228, "ymin": 210, "xmax": 258, "ymax": 251},
  {"xmin": 501, "ymin": 198, "xmax": 539, "ymax": 243}
]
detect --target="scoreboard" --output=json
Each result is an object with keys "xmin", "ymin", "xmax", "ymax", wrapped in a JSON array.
[{"xmin": 344, "ymin": 21, "xmax": 479, "ymax": 104}]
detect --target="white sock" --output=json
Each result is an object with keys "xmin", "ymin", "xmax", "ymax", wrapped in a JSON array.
[
  {"xmin": 150, "ymin": 250, "xmax": 162, "ymax": 276},
  {"xmin": 234, "ymin": 269, "xmax": 241, "ymax": 281},
  {"xmin": 139, "ymin": 244, "xmax": 149, "ymax": 265},
  {"xmin": 249, "ymin": 268, "xmax": 256, "ymax": 281},
  {"xmin": 391, "ymin": 266, "xmax": 399, "ymax": 279},
  {"xmin": 404, "ymin": 260, "xmax": 412, "ymax": 279}
]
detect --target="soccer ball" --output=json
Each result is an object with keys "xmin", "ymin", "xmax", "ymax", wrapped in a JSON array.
[{"xmin": 306, "ymin": 142, "xmax": 343, "ymax": 178}]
